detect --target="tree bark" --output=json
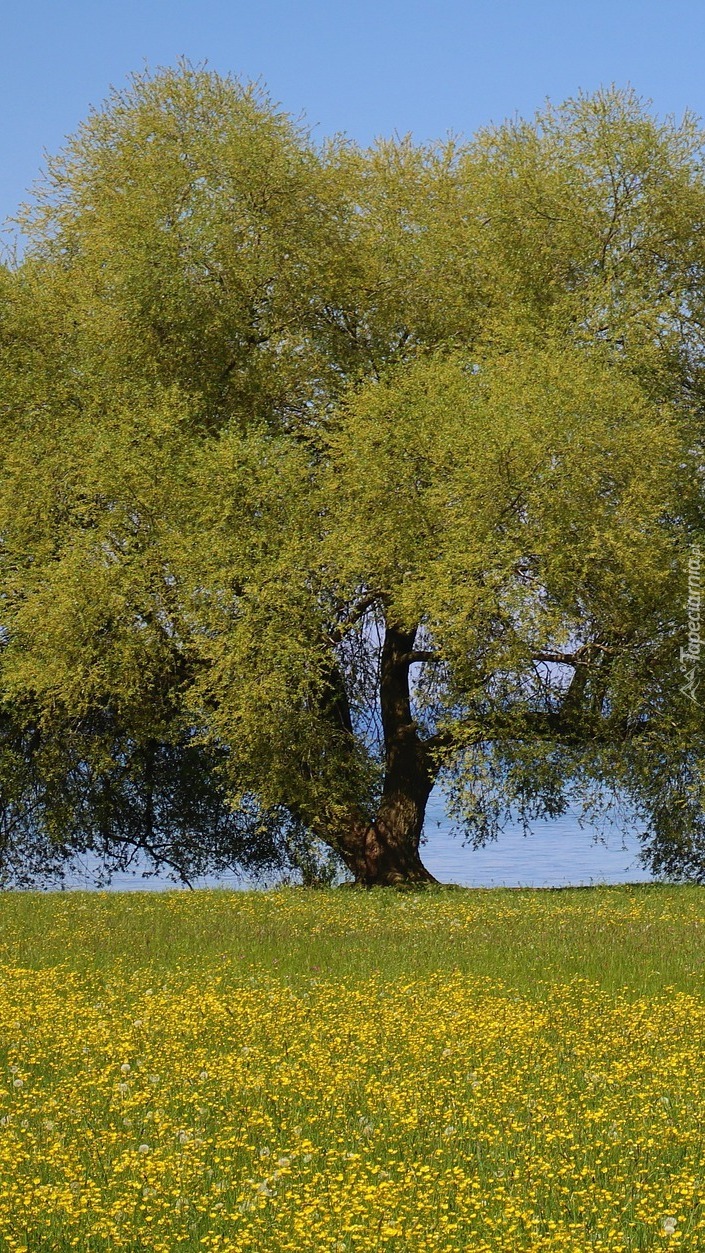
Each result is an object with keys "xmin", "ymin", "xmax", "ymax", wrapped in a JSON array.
[{"xmin": 333, "ymin": 623, "xmax": 439, "ymax": 886}]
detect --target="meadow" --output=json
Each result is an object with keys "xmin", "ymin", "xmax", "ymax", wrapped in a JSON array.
[{"xmin": 1, "ymin": 884, "xmax": 705, "ymax": 1251}]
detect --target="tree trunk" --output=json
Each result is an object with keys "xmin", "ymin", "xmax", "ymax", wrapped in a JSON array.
[
  {"xmin": 333, "ymin": 623, "xmax": 439, "ymax": 886},
  {"xmin": 335, "ymin": 812, "xmax": 438, "ymax": 886}
]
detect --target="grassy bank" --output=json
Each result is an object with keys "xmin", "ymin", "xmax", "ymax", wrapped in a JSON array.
[{"xmin": 1, "ymin": 884, "xmax": 704, "ymax": 1250}]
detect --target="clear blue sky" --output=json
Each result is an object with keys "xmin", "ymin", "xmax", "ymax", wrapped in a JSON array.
[{"xmin": 2, "ymin": 0, "xmax": 705, "ymax": 236}]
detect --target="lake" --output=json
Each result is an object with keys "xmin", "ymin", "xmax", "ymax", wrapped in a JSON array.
[
  {"xmin": 420, "ymin": 790, "xmax": 652, "ymax": 887},
  {"xmin": 60, "ymin": 787, "xmax": 654, "ymax": 891}
]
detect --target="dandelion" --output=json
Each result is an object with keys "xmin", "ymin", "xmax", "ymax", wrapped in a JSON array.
[{"xmin": 1, "ymin": 889, "xmax": 705, "ymax": 1250}]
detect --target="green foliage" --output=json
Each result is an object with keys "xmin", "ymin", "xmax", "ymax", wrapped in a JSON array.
[{"xmin": 1, "ymin": 67, "xmax": 704, "ymax": 882}]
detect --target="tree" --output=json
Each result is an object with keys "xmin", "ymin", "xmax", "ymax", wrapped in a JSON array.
[{"xmin": 1, "ymin": 66, "xmax": 704, "ymax": 885}]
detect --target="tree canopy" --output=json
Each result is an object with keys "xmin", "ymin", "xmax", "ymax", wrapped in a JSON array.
[{"xmin": 1, "ymin": 66, "xmax": 703, "ymax": 885}]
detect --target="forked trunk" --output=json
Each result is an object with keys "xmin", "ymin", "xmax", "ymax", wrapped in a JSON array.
[{"xmin": 332, "ymin": 622, "xmax": 440, "ymax": 887}]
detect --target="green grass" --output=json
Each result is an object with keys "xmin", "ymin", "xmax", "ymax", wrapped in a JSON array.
[
  {"xmin": 2, "ymin": 884, "xmax": 705, "ymax": 1252},
  {"xmin": 1, "ymin": 881, "xmax": 703, "ymax": 995}
]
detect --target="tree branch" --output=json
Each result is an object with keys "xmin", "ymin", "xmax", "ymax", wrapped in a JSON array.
[
  {"xmin": 532, "ymin": 642, "xmax": 614, "ymax": 667},
  {"xmin": 532, "ymin": 650, "xmax": 582, "ymax": 666},
  {"xmin": 327, "ymin": 592, "xmax": 386, "ymax": 644},
  {"xmin": 397, "ymin": 649, "xmax": 438, "ymax": 666}
]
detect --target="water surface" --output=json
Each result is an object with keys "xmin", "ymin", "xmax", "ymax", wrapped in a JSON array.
[
  {"xmin": 60, "ymin": 788, "xmax": 653, "ymax": 890},
  {"xmin": 421, "ymin": 791, "xmax": 651, "ymax": 888}
]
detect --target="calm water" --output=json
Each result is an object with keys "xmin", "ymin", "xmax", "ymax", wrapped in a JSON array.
[
  {"xmin": 420, "ymin": 791, "xmax": 652, "ymax": 888},
  {"xmin": 60, "ymin": 788, "xmax": 653, "ymax": 891}
]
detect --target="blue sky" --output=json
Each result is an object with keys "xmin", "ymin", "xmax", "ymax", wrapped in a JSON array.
[{"xmin": 2, "ymin": 0, "xmax": 705, "ymax": 237}]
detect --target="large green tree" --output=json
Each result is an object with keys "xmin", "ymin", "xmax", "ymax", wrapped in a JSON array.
[{"xmin": 1, "ymin": 67, "xmax": 704, "ymax": 885}]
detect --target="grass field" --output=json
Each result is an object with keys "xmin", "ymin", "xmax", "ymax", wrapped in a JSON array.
[{"xmin": 1, "ymin": 884, "xmax": 705, "ymax": 1251}]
